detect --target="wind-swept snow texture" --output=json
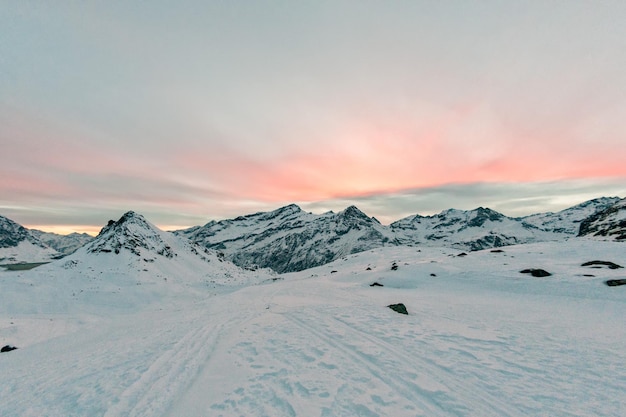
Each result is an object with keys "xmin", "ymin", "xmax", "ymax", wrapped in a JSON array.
[{"xmin": 2, "ymin": 238, "xmax": 625, "ymax": 416}]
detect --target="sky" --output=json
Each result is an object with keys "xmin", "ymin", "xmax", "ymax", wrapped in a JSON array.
[{"xmin": 1, "ymin": 1, "xmax": 625, "ymax": 235}]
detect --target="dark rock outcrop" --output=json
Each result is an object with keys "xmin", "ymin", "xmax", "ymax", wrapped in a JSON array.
[
  {"xmin": 388, "ymin": 303, "xmax": 408, "ymax": 315},
  {"xmin": 605, "ymin": 279, "xmax": 626, "ymax": 287},
  {"xmin": 581, "ymin": 261, "xmax": 623, "ymax": 270},
  {"xmin": 520, "ymin": 268, "xmax": 552, "ymax": 277},
  {"xmin": 1, "ymin": 345, "xmax": 17, "ymax": 352}
]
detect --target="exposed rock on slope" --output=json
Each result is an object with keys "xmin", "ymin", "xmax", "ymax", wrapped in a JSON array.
[{"xmin": 578, "ymin": 198, "xmax": 626, "ymax": 241}]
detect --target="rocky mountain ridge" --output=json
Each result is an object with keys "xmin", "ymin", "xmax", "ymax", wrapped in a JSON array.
[
  {"xmin": 177, "ymin": 197, "xmax": 624, "ymax": 272},
  {"xmin": 3, "ymin": 196, "xmax": 624, "ymax": 271},
  {"xmin": 176, "ymin": 204, "xmax": 397, "ymax": 273}
]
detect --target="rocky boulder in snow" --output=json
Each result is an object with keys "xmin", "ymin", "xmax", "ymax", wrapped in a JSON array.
[
  {"xmin": 1, "ymin": 345, "xmax": 18, "ymax": 353},
  {"xmin": 520, "ymin": 268, "xmax": 552, "ymax": 277},
  {"xmin": 581, "ymin": 260, "xmax": 623, "ymax": 269},
  {"xmin": 388, "ymin": 303, "xmax": 408, "ymax": 315}
]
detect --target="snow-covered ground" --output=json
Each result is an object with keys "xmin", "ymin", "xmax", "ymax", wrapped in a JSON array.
[{"xmin": 1, "ymin": 239, "xmax": 625, "ymax": 416}]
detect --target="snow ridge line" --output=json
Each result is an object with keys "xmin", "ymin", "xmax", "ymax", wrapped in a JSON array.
[
  {"xmin": 329, "ymin": 315, "xmax": 524, "ymax": 417},
  {"xmin": 103, "ymin": 317, "xmax": 229, "ymax": 417}
]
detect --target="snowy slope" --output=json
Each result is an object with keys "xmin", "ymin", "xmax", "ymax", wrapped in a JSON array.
[
  {"xmin": 2, "ymin": 239, "xmax": 625, "ymax": 416},
  {"xmin": 0, "ymin": 215, "xmax": 61, "ymax": 263},
  {"xmin": 578, "ymin": 197, "xmax": 626, "ymax": 241},
  {"xmin": 177, "ymin": 204, "xmax": 397, "ymax": 273}
]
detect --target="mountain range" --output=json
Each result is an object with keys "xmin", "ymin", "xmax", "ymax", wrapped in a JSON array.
[
  {"xmin": 176, "ymin": 196, "xmax": 623, "ymax": 272},
  {"xmin": 2, "ymin": 197, "xmax": 626, "ymax": 416},
  {"xmin": 2, "ymin": 196, "xmax": 624, "ymax": 271}
]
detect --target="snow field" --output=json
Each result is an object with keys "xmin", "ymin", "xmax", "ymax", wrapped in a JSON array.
[{"xmin": 1, "ymin": 240, "xmax": 626, "ymax": 416}]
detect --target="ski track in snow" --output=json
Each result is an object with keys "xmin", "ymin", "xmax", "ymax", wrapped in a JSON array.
[
  {"xmin": 289, "ymin": 311, "xmax": 522, "ymax": 417},
  {"xmin": 104, "ymin": 315, "xmax": 236, "ymax": 417},
  {"xmin": 1, "ymin": 307, "xmax": 256, "ymax": 417}
]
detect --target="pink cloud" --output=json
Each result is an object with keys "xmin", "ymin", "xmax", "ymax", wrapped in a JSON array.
[
  {"xmin": 3, "ymin": 103, "xmax": 625, "ymax": 214},
  {"xmin": 171, "ymin": 108, "xmax": 626, "ymax": 204}
]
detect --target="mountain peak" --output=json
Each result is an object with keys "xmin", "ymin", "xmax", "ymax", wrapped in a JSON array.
[
  {"xmin": 468, "ymin": 207, "xmax": 505, "ymax": 226},
  {"xmin": 339, "ymin": 205, "xmax": 369, "ymax": 219},
  {"xmin": 253, "ymin": 204, "xmax": 303, "ymax": 222},
  {"xmin": 87, "ymin": 211, "xmax": 175, "ymax": 258},
  {"xmin": 274, "ymin": 204, "xmax": 302, "ymax": 215}
]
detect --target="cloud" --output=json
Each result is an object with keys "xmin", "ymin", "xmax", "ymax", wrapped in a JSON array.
[
  {"xmin": 1, "ymin": 2, "xmax": 625, "ymax": 231},
  {"xmin": 299, "ymin": 178, "xmax": 626, "ymax": 224}
]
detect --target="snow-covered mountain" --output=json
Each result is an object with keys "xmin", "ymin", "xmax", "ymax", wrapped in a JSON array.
[
  {"xmin": 178, "ymin": 198, "xmax": 618, "ymax": 272},
  {"xmin": 390, "ymin": 207, "xmax": 547, "ymax": 250},
  {"xmin": 0, "ymin": 215, "xmax": 61, "ymax": 263},
  {"xmin": 1, "ymin": 211, "xmax": 274, "ymax": 314},
  {"xmin": 0, "ymin": 211, "xmax": 275, "ymax": 313},
  {"xmin": 75, "ymin": 210, "xmax": 273, "ymax": 291},
  {"xmin": 30, "ymin": 230, "xmax": 93, "ymax": 256},
  {"xmin": 578, "ymin": 197, "xmax": 626, "ymax": 241},
  {"xmin": 391, "ymin": 198, "xmax": 622, "ymax": 251},
  {"xmin": 521, "ymin": 196, "xmax": 621, "ymax": 234},
  {"xmin": 176, "ymin": 204, "xmax": 397, "ymax": 273}
]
